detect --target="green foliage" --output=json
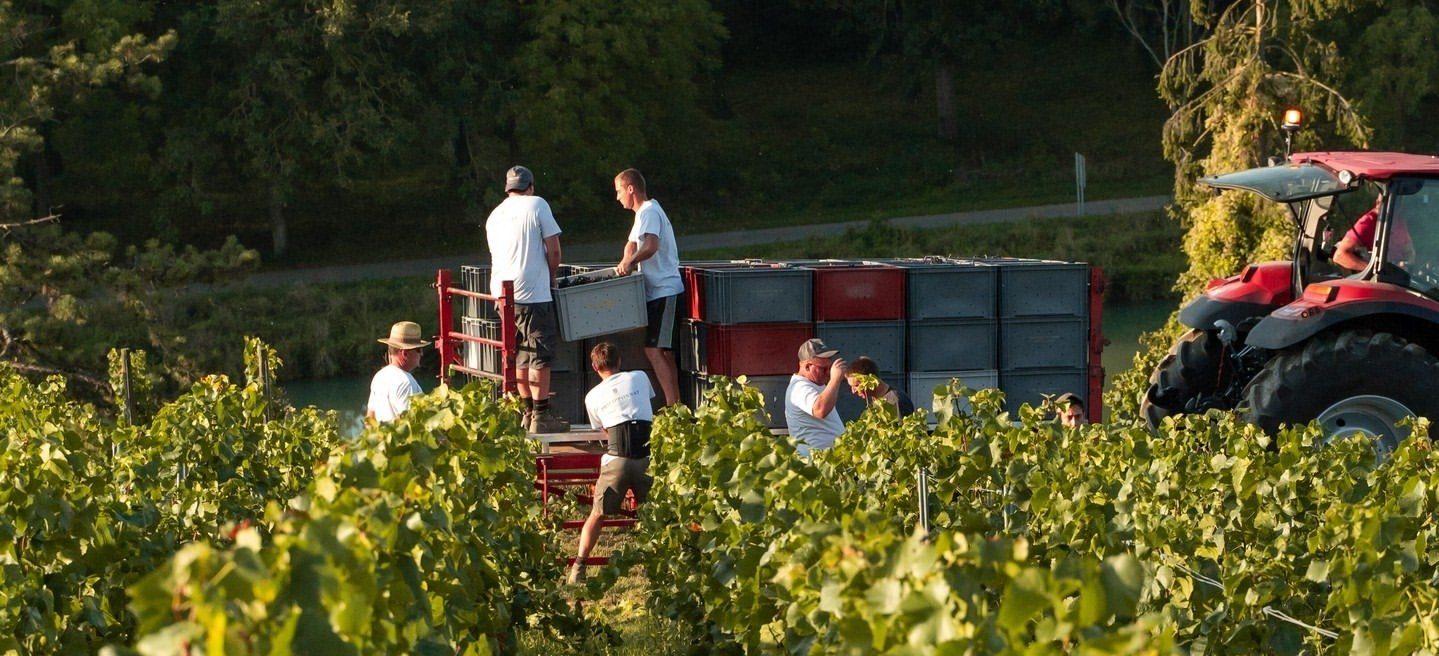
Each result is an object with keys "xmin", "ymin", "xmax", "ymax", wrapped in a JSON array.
[
  {"xmin": 1, "ymin": 223, "xmax": 257, "ymax": 399},
  {"xmin": 603, "ymin": 378, "xmax": 1439, "ymax": 653},
  {"xmin": 501, "ymin": 0, "xmax": 726, "ymax": 218},
  {"xmin": 0, "ymin": 346, "xmax": 579, "ymax": 653},
  {"xmin": 14, "ymin": 346, "xmax": 1439, "ymax": 653},
  {"xmin": 1159, "ymin": 0, "xmax": 1372, "ymax": 296},
  {"xmin": 1350, "ymin": 0, "xmax": 1439, "ymax": 147},
  {"xmin": 0, "ymin": 1, "xmax": 174, "ymax": 219},
  {"xmin": 0, "ymin": 340, "xmax": 339, "ymax": 653},
  {"xmin": 120, "ymin": 380, "xmax": 579, "ymax": 654}
]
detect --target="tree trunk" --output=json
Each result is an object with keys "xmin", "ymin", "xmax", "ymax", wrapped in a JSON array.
[
  {"xmin": 935, "ymin": 62, "xmax": 959, "ymax": 142},
  {"xmin": 29, "ymin": 128, "xmax": 54, "ymax": 218},
  {"xmin": 269, "ymin": 181, "xmax": 288, "ymax": 257}
]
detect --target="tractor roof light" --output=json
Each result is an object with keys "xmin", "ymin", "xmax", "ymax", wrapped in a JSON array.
[
  {"xmin": 1281, "ymin": 107, "xmax": 1304, "ymax": 156},
  {"xmin": 1282, "ymin": 108, "xmax": 1304, "ymax": 131}
]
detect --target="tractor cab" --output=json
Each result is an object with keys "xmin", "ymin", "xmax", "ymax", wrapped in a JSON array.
[{"xmin": 1146, "ymin": 146, "xmax": 1439, "ymax": 453}]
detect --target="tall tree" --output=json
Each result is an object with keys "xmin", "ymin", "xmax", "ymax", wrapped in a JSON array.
[
  {"xmin": 155, "ymin": 1, "xmax": 423, "ymax": 257},
  {"xmin": 1160, "ymin": 0, "xmax": 1371, "ymax": 295},
  {"xmin": 1110, "ymin": 0, "xmax": 1205, "ymax": 69},
  {"xmin": 0, "ymin": 1, "xmax": 173, "ymax": 221},
  {"xmin": 811, "ymin": 0, "xmax": 1057, "ymax": 143},
  {"xmin": 496, "ymin": 0, "xmax": 727, "ymax": 214},
  {"xmin": 1350, "ymin": 0, "xmax": 1439, "ymax": 148}
]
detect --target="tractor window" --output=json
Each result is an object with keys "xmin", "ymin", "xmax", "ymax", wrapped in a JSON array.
[
  {"xmin": 1389, "ymin": 179, "xmax": 1439, "ymax": 297},
  {"xmin": 1306, "ymin": 190, "xmax": 1379, "ymax": 281},
  {"xmin": 1200, "ymin": 163, "xmax": 1350, "ymax": 201}
]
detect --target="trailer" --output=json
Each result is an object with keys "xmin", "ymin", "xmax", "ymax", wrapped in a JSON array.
[{"xmin": 437, "ymin": 257, "xmax": 1106, "ymax": 426}]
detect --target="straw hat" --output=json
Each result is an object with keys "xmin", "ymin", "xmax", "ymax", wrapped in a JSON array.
[{"xmin": 378, "ymin": 321, "xmax": 431, "ymax": 350}]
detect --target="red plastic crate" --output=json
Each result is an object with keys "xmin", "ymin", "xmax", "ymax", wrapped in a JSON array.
[
  {"xmin": 692, "ymin": 322, "xmax": 813, "ymax": 376},
  {"xmin": 682, "ymin": 266, "xmax": 705, "ymax": 320},
  {"xmin": 807, "ymin": 263, "xmax": 906, "ymax": 321}
]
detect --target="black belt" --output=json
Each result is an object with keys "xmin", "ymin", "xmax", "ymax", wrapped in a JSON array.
[{"xmin": 607, "ymin": 420, "xmax": 652, "ymax": 459}]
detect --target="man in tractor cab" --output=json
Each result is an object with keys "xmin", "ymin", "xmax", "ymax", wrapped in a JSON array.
[{"xmin": 1333, "ymin": 193, "xmax": 1414, "ymax": 272}]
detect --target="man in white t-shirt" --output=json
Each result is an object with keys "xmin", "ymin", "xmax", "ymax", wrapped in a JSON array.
[
  {"xmin": 486, "ymin": 165, "xmax": 569, "ymax": 433},
  {"xmin": 366, "ymin": 321, "xmax": 430, "ymax": 423},
  {"xmin": 784, "ymin": 338, "xmax": 849, "ymax": 456},
  {"xmin": 569, "ymin": 342, "xmax": 655, "ymax": 584},
  {"xmin": 613, "ymin": 168, "xmax": 683, "ymax": 407}
]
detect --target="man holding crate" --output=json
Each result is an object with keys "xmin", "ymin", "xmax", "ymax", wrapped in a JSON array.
[
  {"xmin": 613, "ymin": 168, "xmax": 683, "ymax": 406},
  {"xmin": 486, "ymin": 165, "xmax": 570, "ymax": 433}
]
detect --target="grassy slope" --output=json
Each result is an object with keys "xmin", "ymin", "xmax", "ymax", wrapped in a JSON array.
[{"xmin": 686, "ymin": 31, "xmax": 1168, "ymax": 233}]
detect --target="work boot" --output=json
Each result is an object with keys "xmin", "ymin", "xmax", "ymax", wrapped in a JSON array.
[{"xmin": 531, "ymin": 410, "xmax": 570, "ymax": 434}]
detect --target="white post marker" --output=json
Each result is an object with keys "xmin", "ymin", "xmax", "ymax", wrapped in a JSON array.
[{"xmin": 1075, "ymin": 152, "xmax": 1087, "ymax": 216}]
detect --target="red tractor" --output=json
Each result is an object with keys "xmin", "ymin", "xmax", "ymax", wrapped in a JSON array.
[{"xmin": 1142, "ymin": 149, "xmax": 1439, "ymax": 454}]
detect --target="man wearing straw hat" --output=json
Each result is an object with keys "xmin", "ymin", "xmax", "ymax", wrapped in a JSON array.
[{"xmin": 366, "ymin": 321, "xmax": 430, "ymax": 423}]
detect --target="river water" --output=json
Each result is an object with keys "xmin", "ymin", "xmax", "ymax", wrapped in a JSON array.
[{"xmin": 286, "ymin": 300, "xmax": 1177, "ymax": 430}]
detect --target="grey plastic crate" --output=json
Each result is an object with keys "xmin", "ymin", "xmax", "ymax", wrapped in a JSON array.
[
  {"xmin": 907, "ymin": 318, "xmax": 998, "ymax": 371},
  {"xmin": 462, "ymin": 316, "xmax": 581, "ymax": 373},
  {"xmin": 818, "ymin": 321, "xmax": 906, "ymax": 374},
  {"xmin": 584, "ymin": 326, "xmax": 651, "ymax": 374},
  {"xmin": 999, "ymin": 368, "xmax": 1087, "ymax": 413},
  {"xmin": 1001, "ymin": 317, "xmax": 1088, "ymax": 370},
  {"xmin": 879, "ymin": 258, "xmax": 998, "ymax": 320},
  {"xmin": 678, "ymin": 320, "xmax": 699, "ymax": 373},
  {"xmin": 836, "ymin": 371, "xmax": 904, "ymax": 422},
  {"xmin": 459, "ymin": 264, "xmax": 596, "ymax": 319},
  {"xmin": 984, "ymin": 259, "xmax": 1089, "ymax": 318},
  {"xmin": 548, "ymin": 370, "xmax": 588, "ymax": 426},
  {"xmin": 460, "ymin": 265, "xmax": 495, "ymax": 320},
  {"xmin": 462, "ymin": 317, "xmax": 502, "ymax": 373},
  {"xmin": 909, "ymin": 369, "xmax": 999, "ymax": 421},
  {"xmin": 554, "ymin": 269, "xmax": 648, "ymax": 341},
  {"xmin": 694, "ymin": 264, "xmax": 812, "ymax": 324}
]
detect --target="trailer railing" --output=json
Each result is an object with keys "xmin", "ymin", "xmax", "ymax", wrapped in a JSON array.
[{"xmin": 435, "ymin": 269, "xmax": 517, "ymax": 394}]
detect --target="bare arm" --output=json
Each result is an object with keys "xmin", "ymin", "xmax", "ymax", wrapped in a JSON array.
[
  {"xmin": 617, "ymin": 234, "xmax": 659, "ymax": 275},
  {"xmin": 811, "ymin": 358, "xmax": 849, "ymax": 418},
  {"xmin": 1333, "ymin": 236, "xmax": 1369, "ymax": 272},
  {"xmin": 544, "ymin": 234, "xmax": 562, "ymax": 285}
]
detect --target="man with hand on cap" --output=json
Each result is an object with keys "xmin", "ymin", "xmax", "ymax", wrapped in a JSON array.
[
  {"xmin": 367, "ymin": 321, "xmax": 430, "ymax": 423},
  {"xmin": 486, "ymin": 165, "xmax": 569, "ymax": 433},
  {"xmin": 785, "ymin": 338, "xmax": 848, "ymax": 456}
]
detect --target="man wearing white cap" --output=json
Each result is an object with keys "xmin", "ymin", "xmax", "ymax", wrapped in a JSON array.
[
  {"xmin": 367, "ymin": 321, "xmax": 430, "ymax": 423},
  {"xmin": 784, "ymin": 337, "xmax": 849, "ymax": 455}
]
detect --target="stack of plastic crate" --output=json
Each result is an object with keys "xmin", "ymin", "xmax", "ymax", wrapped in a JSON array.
[
  {"xmin": 874, "ymin": 258, "xmax": 1001, "ymax": 419},
  {"xmin": 457, "ymin": 264, "xmax": 590, "ymax": 423},
  {"xmin": 791, "ymin": 259, "xmax": 907, "ymax": 422},
  {"xmin": 677, "ymin": 262, "xmax": 815, "ymax": 428},
  {"xmin": 985, "ymin": 258, "xmax": 1091, "ymax": 412}
]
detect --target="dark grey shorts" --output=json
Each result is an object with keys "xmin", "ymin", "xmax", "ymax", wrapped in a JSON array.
[
  {"xmin": 514, "ymin": 302, "xmax": 558, "ymax": 369},
  {"xmin": 645, "ymin": 294, "xmax": 680, "ymax": 350},
  {"xmin": 593, "ymin": 456, "xmax": 652, "ymax": 515}
]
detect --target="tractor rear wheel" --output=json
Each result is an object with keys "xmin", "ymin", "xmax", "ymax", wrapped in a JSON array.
[
  {"xmin": 1242, "ymin": 329, "xmax": 1439, "ymax": 457},
  {"xmin": 1142, "ymin": 329, "xmax": 1225, "ymax": 429}
]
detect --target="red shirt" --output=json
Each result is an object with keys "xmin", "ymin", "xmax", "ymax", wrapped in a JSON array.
[{"xmin": 1345, "ymin": 208, "xmax": 1411, "ymax": 255}]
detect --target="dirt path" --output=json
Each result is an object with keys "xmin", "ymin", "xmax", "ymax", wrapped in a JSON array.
[{"xmin": 244, "ymin": 195, "xmax": 1170, "ymax": 288}]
